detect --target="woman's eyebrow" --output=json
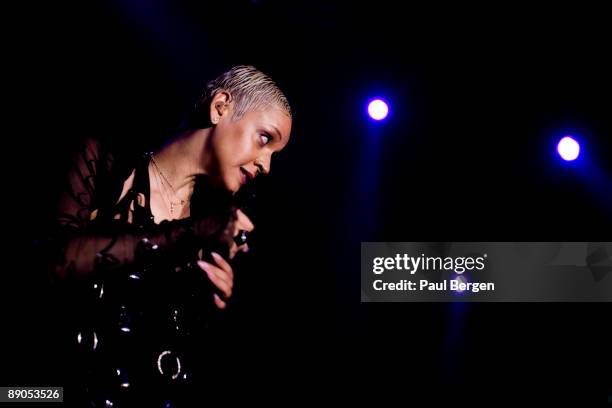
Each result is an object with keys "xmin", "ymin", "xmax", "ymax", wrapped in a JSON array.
[{"xmin": 265, "ymin": 125, "xmax": 282, "ymax": 141}]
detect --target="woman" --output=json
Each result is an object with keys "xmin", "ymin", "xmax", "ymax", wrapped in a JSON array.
[{"xmin": 49, "ymin": 65, "xmax": 292, "ymax": 405}]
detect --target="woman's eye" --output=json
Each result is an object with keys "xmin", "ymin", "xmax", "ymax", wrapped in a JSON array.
[{"xmin": 259, "ymin": 134, "xmax": 271, "ymax": 145}]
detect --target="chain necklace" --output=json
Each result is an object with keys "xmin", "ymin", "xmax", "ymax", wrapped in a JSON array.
[{"xmin": 150, "ymin": 154, "xmax": 186, "ymax": 216}]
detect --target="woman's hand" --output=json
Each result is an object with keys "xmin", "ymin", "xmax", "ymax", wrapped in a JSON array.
[
  {"xmin": 197, "ymin": 252, "xmax": 233, "ymax": 309},
  {"xmin": 226, "ymin": 209, "xmax": 255, "ymax": 260},
  {"xmin": 197, "ymin": 209, "xmax": 254, "ymax": 309}
]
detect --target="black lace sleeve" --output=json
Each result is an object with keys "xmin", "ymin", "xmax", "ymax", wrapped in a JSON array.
[{"xmin": 48, "ymin": 138, "xmax": 230, "ymax": 283}]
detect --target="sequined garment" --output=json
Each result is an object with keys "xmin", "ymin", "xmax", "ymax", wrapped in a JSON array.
[{"xmin": 47, "ymin": 138, "xmax": 238, "ymax": 406}]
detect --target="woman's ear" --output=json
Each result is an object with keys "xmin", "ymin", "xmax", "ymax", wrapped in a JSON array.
[{"xmin": 210, "ymin": 91, "xmax": 231, "ymax": 124}]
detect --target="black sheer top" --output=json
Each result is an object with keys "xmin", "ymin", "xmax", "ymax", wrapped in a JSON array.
[
  {"xmin": 46, "ymin": 138, "xmax": 239, "ymax": 406},
  {"xmin": 50, "ymin": 137, "xmax": 234, "ymax": 282}
]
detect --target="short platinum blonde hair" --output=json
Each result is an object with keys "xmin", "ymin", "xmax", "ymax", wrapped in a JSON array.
[{"xmin": 189, "ymin": 65, "xmax": 291, "ymax": 127}]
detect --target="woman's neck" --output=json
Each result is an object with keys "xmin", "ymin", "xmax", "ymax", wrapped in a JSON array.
[{"xmin": 151, "ymin": 128, "xmax": 211, "ymax": 194}]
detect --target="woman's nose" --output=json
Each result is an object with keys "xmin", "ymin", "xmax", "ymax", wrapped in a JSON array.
[{"xmin": 254, "ymin": 157, "xmax": 270, "ymax": 175}]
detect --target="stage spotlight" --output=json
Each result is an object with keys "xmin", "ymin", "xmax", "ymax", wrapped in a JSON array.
[
  {"xmin": 557, "ymin": 136, "xmax": 580, "ymax": 161},
  {"xmin": 453, "ymin": 274, "xmax": 468, "ymax": 293},
  {"xmin": 367, "ymin": 98, "xmax": 389, "ymax": 121}
]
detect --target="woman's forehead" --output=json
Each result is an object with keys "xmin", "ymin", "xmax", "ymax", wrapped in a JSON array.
[{"xmin": 244, "ymin": 108, "xmax": 292, "ymax": 137}]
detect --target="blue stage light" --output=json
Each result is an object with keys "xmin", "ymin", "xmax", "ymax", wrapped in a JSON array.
[
  {"xmin": 367, "ymin": 98, "xmax": 389, "ymax": 121},
  {"xmin": 557, "ymin": 136, "xmax": 580, "ymax": 161},
  {"xmin": 452, "ymin": 274, "xmax": 468, "ymax": 293}
]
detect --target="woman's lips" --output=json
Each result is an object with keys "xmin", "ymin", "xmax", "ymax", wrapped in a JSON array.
[{"xmin": 240, "ymin": 167, "xmax": 253, "ymax": 185}]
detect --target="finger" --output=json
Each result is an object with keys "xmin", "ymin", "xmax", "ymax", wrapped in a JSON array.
[
  {"xmin": 197, "ymin": 259, "xmax": 233, "ymax": 288},
  {"xmin": 228, "ymin": 243, "xmax": 248, "ymax": 260},
  {"xmin": 211, "ymin": 252, "xmax": 234, "ymax": 279},
  {"xmin": 213, "ymin": 293, "xmax": 227, "ymax": 310},
  {"xmin": 235, "ymin": 209, "xmax": 255, "ymax": 233},
  {"xmin": 197, "ymin": 260, "xmax": 232, "ymax": 298},
  {"xmin": 229, "ymin": 243, "xmax": 238, "ymax": 260}
]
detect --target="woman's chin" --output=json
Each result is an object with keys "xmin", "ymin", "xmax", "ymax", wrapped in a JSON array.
[
  {"xmin": 206, "ymin": 175, "xmax": 237, "ymax": 194},
  {"xmin": 224, "ymin": 179, "xmax": 241, "ymax": 194}
]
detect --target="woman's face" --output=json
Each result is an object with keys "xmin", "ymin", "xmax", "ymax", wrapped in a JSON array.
[{"xmin": 208, "ymin": 105, "xmax": 292, "ymax": 193}]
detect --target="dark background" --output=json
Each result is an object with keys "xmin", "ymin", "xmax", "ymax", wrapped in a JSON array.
[{"xmin": 6, "ymin": 0, "xmax": 612, "ymax": 405}]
